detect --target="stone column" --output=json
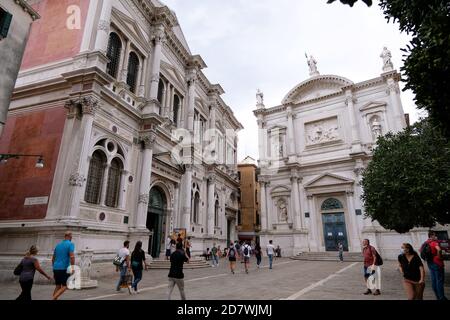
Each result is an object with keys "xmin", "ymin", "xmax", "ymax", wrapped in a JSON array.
[
  {"xmin": 173, "ymin": 184, "xmax": 180, "ymax": 227},
  {"xmin": 137, "ymin": 58, "xmax": 147, "ymax": 98},
  {"xmin": 386, "ymin": 78, "xmax": 406, "ymax": 132},
  {"xmin": 207, "ymin": 175, "xmax": 215, "ymax": 236},
  {"xmin": 181, "ymin": 165, "xmax": 193, "ymax": 230},
  {"xmin": 148, "ymin": 25, "xmax": 165, "ymax": 100},
  {"xmin": 99, "ymin": 163, "xmax": 110, "ymax": 205},
  {"xmin": 307, "ymin": 194, "xmax": 319, "ymax": 251},
  {"xmin": 186, "ymin": 68, "xmax": 197, "ymax": 132},
  {"xmin": 259, "ymin": 179, "xmax": 267, "ymax": 232},
  {"xmin": 65, "ymin": 97, "xmax": 99, "ymax": 219},
  {"xmin": 346, "ymin": 190, "xmax": 361, "ymax": 251},
  {"xmin": 291, "ymin": 170, "xmax": 302, "ymax": 230},
  {"xmin": 297, "ymin": 179, "xmax": 306, "ymax": 230},
  {"xmin": 119, "ymin": 40, "xmax": 132, "ymax": 84},
  {"xmin": 118, "ymin": 169, "xmax": 127, "ymax": 209},
  {"xmin": 135, "ymin": 131, "xmax": 156, "ymax": 228},
  {"xmin": 286, "ymin": 106, "xmax": 297, "ymax": 163},
  {"xmin": 257, "ymin": 116, "xmax": 266, "ymax": 166},
  {"xmin": 345, "ymin": 89, "xmax": 362, "ymax": 153},
  {"xmin": 93, "ymin": 0, "xmax": 113, "ymax": 54}
]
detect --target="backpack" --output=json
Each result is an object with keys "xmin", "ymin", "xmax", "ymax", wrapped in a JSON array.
[
  {"xmin": 420, "ymin": 241, "xmax": 434, "ymax": 262},
  {"xmin": 229, "ymin": 248, "xmax": 235, "ymax": 258},
  {"xmin": 375, "ymin": 250, "xmax": 383, "ymax": 266},
  {"xmin": 13, "ymin": 260, "xmax": 23, "ymax": 276},
  {"xmin": 244, "ymin": 246, "xmax": 249, "ymax": 256}
]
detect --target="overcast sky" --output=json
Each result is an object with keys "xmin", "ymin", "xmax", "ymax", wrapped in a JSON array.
[{"xmin": 163, "ymin": 0, "xmax": 421, "ymax": 162}]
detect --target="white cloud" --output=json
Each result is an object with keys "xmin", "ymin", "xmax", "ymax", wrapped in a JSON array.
[{"xmin": 163, "ymin": 0, "xmax": 420, "ymax": 161}]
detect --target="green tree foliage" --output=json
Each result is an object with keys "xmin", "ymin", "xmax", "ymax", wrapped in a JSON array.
[
  {"xmin": 327, "ymin": 0, "xmax": 450, "ymax": 137},
  {"xmin": 361, "ymin": 120, "xmax": 450, "ymax": 233}
]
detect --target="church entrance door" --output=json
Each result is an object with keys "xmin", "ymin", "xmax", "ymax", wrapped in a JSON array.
[{"xmin": 147, "ymin": 187, "xmax": 166, "ymax": 258}]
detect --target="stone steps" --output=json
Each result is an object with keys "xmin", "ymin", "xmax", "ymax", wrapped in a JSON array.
[
  {"xmin": 290, "ymin": 252, "xmax": 363, "ymax": 262},
  {"xmin": 147, "ymin": 258, "xmax": 211, "ymax": 269}
]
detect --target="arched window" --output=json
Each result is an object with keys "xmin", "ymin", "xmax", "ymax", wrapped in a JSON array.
[
  {"xmin": 214, "ymin": 198, "xmax": 219, "ymax": 227},
  {"xmin": 85, "ymin": 150, "xmax": 107, "ymax": 204},
  {"xmin": 193, "ymin": 192, "xmax": 200, "ymax": 224},
  {"xmin": 105, "ymin": 158, "xmax": 123, "ymax": 208},
  {"xmin": 126, "ymin": 52, "xmax": 139, "ymax": 93},
  {"xmin": 173, "ymin": 94, "xmax": 180, "ymax": 125},
  {"xmin": 106, "ymin": 33, "xmax": 122, "ymax": 78},
  {"xmin": 321, "ymin": 198, "xmax": 344, "ymax": 211}
]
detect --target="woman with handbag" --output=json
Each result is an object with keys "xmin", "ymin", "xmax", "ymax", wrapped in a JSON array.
[
  {"xmin": 15, "ymin": 245, "xmax": 52, "ymax": 301},
  {"xmin": 131, "ymin": 241, "xmax": 148, "ymax": 294}
]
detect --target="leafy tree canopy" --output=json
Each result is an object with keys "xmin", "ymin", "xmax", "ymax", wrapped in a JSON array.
[{"xmin": 361, "ymin": 120, "xmax": 450, "ymax": 233}]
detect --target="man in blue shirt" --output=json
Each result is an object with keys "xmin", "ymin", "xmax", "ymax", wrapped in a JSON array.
[{"xmin": 52, "ymin": 231, "xmax": 75, "ymax": 300}]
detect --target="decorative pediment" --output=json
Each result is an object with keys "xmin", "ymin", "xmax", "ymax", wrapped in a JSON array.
[
  {"xmin": 161, "ymin": 61, "xmax": 187, "ymax": 91},
  {"xmin": 282, "ymin": 75, "xmax": 353, "ymax": 105},
  {"xmin": 267, "ymin": 125, "xmax": 287, "ymax": 133},
  {"xmin": 359, "ymin": 101, "xmax": 387, "ymax": 112},
  {"xmin": 304, "ymin": 173, "xmax": 354, "ymax": 189},
  {"xmin": 111, "ymin": 8, "xmax": 149, "ymax": 45},
  {"xmin": 270, "ymin": 185, "xmax": 291, "ymax": 197}
]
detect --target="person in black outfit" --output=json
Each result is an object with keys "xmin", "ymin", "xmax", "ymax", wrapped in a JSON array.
[
  {"xmin": 16, "ymin": 245, "xmax": 52, "ymax": 301},
  {"xmin": 168, "ymin": 242, "xmax": 189, "ymax": 300},
  {"xmin": 254, "ymin": 243, "xmax": 262, "ymax": 268},
  {"xmin": 398, "ymin": 243, "xmax": 425, "ymax": 300},
  {"xmin": 131, "ymin": 241, "xmax": 147, "ymax": 294}
]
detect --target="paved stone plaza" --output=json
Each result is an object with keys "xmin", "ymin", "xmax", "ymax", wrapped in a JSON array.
[{"xmin": 1, "ymin": 257, "xmax": 448, "ymax": 300}]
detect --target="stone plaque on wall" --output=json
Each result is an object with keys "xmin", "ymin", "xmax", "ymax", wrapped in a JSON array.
[
  {"xmin": 305, "ymin": 117, "xmax": 340, "ymax": 146},
  {"xmin": 24, "ymin": 196, "xmax": 49, "ymax": 206}
]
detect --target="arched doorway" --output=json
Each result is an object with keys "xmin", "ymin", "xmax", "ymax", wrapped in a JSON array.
[
  {"xmin": 147, "ymin": 187, "xmax": 167, "ymax": 258},
  {"xmin": 321, "ymin": 198, "xmax": 349, "ymax": 251}
]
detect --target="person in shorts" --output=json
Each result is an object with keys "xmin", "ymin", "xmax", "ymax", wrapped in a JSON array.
[
  {"xmin": 242, "ymin": 241, "xmax": 252, "ymax": 274},
  {"xmin": 52, "ymin": 231, "xmax": 75, "ymax": 300}
]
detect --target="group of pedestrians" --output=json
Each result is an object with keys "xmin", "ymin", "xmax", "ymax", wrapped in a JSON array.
[
  {"xmin": 115, "ymin": 240, "xmax": 149, "ymax": 294},
  {"xmin": 15, "ymin": 231, "xmax": 75, "ymax": 301},
  {"xmin": 360, "ymin": 230, "xmax": 447, "ymax": 300}
]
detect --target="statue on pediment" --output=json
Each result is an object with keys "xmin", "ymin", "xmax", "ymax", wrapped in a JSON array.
[
  {"xmin": 256, "ymin": 89, "xmax": 264, "ymax": 108},
  {"xmin": 305, "ymin": 53, "xmax": 319, "ymax": 76},
  {"xmin": 380, "ymin": 47, "xmax": 394, "ymax": 71}
]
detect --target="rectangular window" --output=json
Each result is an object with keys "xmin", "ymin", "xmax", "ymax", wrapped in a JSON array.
[{"xmin": 0, "ymin": 7, "xmax": 13, "ymax": 40}]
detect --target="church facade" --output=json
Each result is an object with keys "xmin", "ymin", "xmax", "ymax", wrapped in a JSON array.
[
  {"xmin": 0, "ymin": 0, "xmax": 242, "ymax": 275},
  {"xmin": 254, "ymin": 52, "xmax": 447, "ymax": 259}
]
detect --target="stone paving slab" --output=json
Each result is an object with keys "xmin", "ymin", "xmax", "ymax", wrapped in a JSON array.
[{"xmin": 1, "ymin": 257, "xmax": 448, "ymax": 300}]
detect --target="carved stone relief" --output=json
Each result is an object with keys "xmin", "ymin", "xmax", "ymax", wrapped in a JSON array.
[{"xmin": 305, "ymin": 117, "xmax": 339, "ymax": 146}]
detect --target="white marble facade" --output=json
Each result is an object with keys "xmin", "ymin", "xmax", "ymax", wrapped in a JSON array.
[
  {"xmin": 254, "ymin": 52, "xmax": 448, "ymax": 259},
  {"xmin": 0, "ymin": 0, "xmax": 242, "ymax": 272}
]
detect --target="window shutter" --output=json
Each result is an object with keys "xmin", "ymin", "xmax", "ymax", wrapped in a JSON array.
[{"xmin": 0, "ymin": 11, "xmax": 13, "ymax": 39}]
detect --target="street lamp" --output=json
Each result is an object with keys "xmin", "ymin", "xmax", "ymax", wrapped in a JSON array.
[{"xmin": 0, "ymin": 154, "xmax": 45, "ymax": 168}]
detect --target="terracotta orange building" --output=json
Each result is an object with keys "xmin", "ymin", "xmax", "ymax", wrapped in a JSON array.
[{"xmin": 237, "ymin": 156, "xmax": 261, "ymax": 243}]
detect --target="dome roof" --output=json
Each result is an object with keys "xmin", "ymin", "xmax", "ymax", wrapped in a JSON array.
[{"xmin": 281, "ymin": 75, "xmax": 353, "ymax": 105}]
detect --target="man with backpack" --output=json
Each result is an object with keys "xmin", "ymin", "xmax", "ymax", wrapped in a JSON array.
[
  {"xmin": 227, "ymin": 242, "xmax": 237, "ymax": 274},
  {"xmin": 420, "ymin": 231, "xmax": 448, "ymax": 300},
  {"xmin": 362, "ymin": 239, "xmax": 382, "ymax": 296},
  {"xmin": 242, "ymin": 241, "xmax": 252, "ymax": 274}
]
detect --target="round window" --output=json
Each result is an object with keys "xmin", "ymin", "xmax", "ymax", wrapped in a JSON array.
[
  {"xmin": 107, "ymin": 142, "xmax": 115, "ymax": 152},
  {"xmin": 128, "ymin": 175, "xmax": 133, "ymax": 183},
  {"xmin": 99, "ymin": 212, "xmax": 106, "ymax": 221}
]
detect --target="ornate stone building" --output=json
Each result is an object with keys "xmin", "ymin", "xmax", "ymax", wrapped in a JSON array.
[
  {"xmin": 254, "ymin": 51, "xmax": 445, "ymax": 259},
  {"xmin": 0, "ymin": 0, "xmax": 242, "ymax": 275}
]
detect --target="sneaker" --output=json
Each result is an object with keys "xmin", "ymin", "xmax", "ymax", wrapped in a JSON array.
[
  {"xmin": 246, "ymin": 269, "xmax": 249, "ymax": 274},
  {"xmin": 373, "ymin": 290, "xmax": 381, "ymax": 296},
  {"xmin": 363, "ymin": 289, "xmax": 372, "ymax": 295}
]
